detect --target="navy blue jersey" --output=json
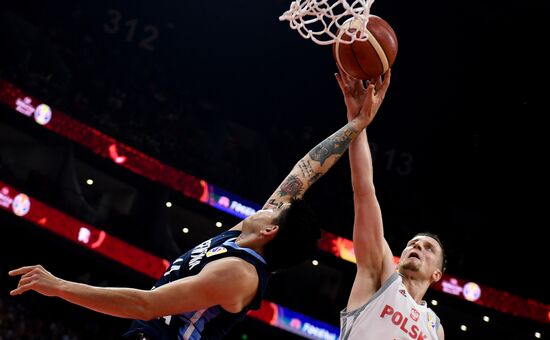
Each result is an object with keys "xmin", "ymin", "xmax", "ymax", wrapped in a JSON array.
[{"xmin": 124, "ymin": 230, "xmax": 270, "ymax": 340}]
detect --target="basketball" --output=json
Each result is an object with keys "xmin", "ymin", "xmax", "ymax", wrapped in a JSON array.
[{"xmin": 332, "ymin": 15, "xmax": 398, "ymax": 80}]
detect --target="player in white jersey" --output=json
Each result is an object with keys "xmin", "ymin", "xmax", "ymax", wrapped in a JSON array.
[{"xmin": 335, "ymin": 67, "xmax": 446, "ymax": 340}]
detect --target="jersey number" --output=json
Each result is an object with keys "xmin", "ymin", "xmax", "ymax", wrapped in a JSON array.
[{"xmin": 162, "ymin": 315, "xmax": 171, "ymax": 325}]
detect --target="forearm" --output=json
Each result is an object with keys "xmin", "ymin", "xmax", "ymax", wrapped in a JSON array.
[
  {"xmin": 265, "ymin": 118, "xmax": 364, "ymax": 207},
  {"xmin": 349, "ymin": 130, "xmax": 386, "ymax": 267},
  {"xmin": 307, "ymin": 118, "xmax": 364, "ymax": 172},
  {"xmin": 57, "ymin": 280, "xmax": 151, "ymax": 320},
  {"xmin": 349, "ymin": 130, "xmax": 375, "ymax": 195}
]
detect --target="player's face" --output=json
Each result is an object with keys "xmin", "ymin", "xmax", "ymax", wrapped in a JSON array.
[
  {"xmin": 399, "ymin": 236, "xmax": 442, "ymax": 276},
  {"xmin": 246, "ymin": 203, "xmax": 290, "ymax": 232}
]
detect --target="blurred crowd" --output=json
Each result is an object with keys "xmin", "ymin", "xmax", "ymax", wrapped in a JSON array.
[
  {"xmin": 0, "ymin": 296, "xmax": 79, "ymax": 340},
  {"xmin": 0, "ymin": 261, "xmax": 129, "ymax": 339}
]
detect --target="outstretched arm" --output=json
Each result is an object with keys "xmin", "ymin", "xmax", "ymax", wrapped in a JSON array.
[
  {"xmin": 348, "ymin": 129, "xmax": 387, "ymax": 269},
  {"xmin": 263, "ymin": 119, "xmax": 364, "ymax": 209},
  {"xmin": 335, "ymin": 69, "xmax": 396, "ymax": 311},
  {"xmin": 9, "ymin": 259, "xmax": 258, "ymax": 320},
  {"xmin": 262, "ymin": 85, "xmax": 384, "ymax": 210}
]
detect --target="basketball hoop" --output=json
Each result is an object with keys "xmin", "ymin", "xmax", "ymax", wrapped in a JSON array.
[{"xmin": 279, "ymin": 0, "xmax": 375, "ymax": 45}]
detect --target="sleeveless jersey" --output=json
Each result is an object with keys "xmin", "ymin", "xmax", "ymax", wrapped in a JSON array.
[
  {"xmin": 340, "ymin": 272, "xmax": 440, "ymax": 340},
  {"xmin": 124, "ymin": 230, "xmax": 270, "ymax": 340}
]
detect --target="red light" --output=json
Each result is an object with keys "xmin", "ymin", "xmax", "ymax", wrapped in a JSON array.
[
  {"xmin": 248, "ymin": 301, "xmax": 279, "ymax": 326},
  {"xmin": 162, "ymin": 259, "xmax": 171, "ymax": 270},
  {"xmin": 90, "ymin": 231, "xmax": 107, "ymax": 249},
  {"xmin": 0, "ymin": 180, "xmax": 168, "ymax": 279},
  {"xmin": 108, "ymin": 144, "xmax": 127, "ymax": 164},
  {"xmin": 199, "ymin": 180, "xmax": 209, "ymax": 203}
]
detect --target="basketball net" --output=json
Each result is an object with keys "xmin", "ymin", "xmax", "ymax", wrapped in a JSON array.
[{"xmin": 279, "ymin": 0, "xmax": 375, "ymax": 45}]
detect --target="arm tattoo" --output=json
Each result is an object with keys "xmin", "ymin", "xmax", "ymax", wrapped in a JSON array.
[
  {"xmin": 298, "ymin": 159, "xmax": 316, "ymax": 178},
  {"xmin": 308, "ymin": 124, "xmax": 357, "ymax": 165},
  {"xmin": 298, "ymin": 159, "xmax": 321, "ymax": 186},
  {"xmin": 277, "ymin": 174, "xmax": 304, "ymax": 198},
  {"xmin": 308, "ymin": 173, "xmax": 321, "ymax": 186},
  {"xmin": 266, "ymin": 199, "xmax": 285, "ymax": 209}
]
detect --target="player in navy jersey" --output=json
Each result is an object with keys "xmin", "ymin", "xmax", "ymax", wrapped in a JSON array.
[{"xmin": 9, "ymin": 75, "xmax": 390, "ymax": 339}]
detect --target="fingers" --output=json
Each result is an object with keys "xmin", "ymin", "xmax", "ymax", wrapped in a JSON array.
[
  {"xmin": 17, "ymin": 275, "xmax": 35, "ymax": 288},
  {"xmin": 366, "ymin": 83, "xmax": 375, "ymax": 97},
  {"xmin": 10, "ymin": 274, "xmax": 37, "ymax": 296},
  {"xmin": 335, "ymin": 70, "xmax": 356, "ymax": 97},
  {"xmin": 9, "ymin": 265, "xmax": 38, "ymax": 277},
  {"xmin": 372, "ymin": 75, "xmax": 382, "ymax": 91},
  {"xmin": 359, "ymin": 79, "xmax": 366, "ymax": 90},
  {"xmin": 10, "ymin": 283, "xmax": 33, "ymax": 296},
  {"xmin": 336, "ymin": 64, "xmax": 363, "ymax": 91},
  {"xmin": 336, "ymin": 63, "xmax": 348, "ymax": 81},
  {"xmin": 335, "ymin": 68, "xmax": 351, "ymax": 93},
  {"xmin": 378, "ymin": 69, "xmax": 391, "ymax": 97},
  {"xmin": 335, "ymin": 72, "xmax": 345, "ymax": 91},
  {"xmin": 9, "ymin": 265, "xmax": 49, "ymax": 296},
  {"xmin": 383, "ymin": 68, "xmax": 391, "ymax": 86}
]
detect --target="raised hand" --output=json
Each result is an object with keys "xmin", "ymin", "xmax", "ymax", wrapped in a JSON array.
[{"xmin": 335, "ymin": 66, "xmax": 391, "ymax": 125}]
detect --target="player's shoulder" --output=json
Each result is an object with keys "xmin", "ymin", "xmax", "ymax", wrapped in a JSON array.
[
  {"xmin": 201, "ymin": 257, "xmax": 259, "ymax": 293},
  {"xmin": 204, "ymin": 256, "xmax": 258, "ymax": 278}
]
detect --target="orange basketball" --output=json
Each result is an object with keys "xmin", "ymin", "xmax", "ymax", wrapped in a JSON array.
[{"xmin": 332, "ymin": 15, "xmax": 398, "ymax": 80}]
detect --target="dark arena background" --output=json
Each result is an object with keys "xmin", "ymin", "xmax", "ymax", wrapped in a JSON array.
[{"xmin": 1, "ymin": 0, "xmax": 549, "ymax": 339}]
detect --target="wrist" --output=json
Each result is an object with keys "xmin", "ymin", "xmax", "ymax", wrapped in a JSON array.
[
  {"xmin": 346, "ymin": 110, "xmax": 358, "ymax": 121},
  {"xmin": 56, "ymin": 278, "xmax": 71, "ymax": 297},
  {"xmin": 350, "ymin": 115, "xmax": 369, "ymax": 130}
]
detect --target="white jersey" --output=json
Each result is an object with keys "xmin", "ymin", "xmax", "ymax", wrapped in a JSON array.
[{"xmin": 340, "ymin": 272, "xmax": 440, "ymax": 340}]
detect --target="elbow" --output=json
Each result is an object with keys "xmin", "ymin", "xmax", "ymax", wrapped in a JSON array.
[
  {"xmin": 133, "ymin": 305, "xmax": 153, "ymax": 321},
  {"xmin": 137, "ymin": 310, "xmax": 159, "ymax": 322},
  {"xmin": 134, "ymin": 295, "xmax": 157, "ymax": 321},
  {"xmin": 142, "ymin": 315, "xmax": 158, "ymax": 322}
]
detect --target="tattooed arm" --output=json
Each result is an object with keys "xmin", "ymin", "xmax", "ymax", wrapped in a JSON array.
[
  {"xmin": 229, "ymin": 118, "xmax": 369, "ymax": 231},
  {"xmin": 230, "ymin": 72, "xmax": 383, "ymax": 231},
  {"xmin": 263, "ymin": 116, "xmax": 372, "ymax": 210},
  {"xmin": 262, "ymin": 69, "xmax": 390, "ymax": 210}
]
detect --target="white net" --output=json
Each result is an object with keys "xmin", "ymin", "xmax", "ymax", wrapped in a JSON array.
[{"xmin": 279, "ymin": 0, "xmax": 375, "ymax": 45}]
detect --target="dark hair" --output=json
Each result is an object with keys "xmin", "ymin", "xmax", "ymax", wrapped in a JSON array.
[
  {"xmin": 262, "ymin": 198, "xmax": 320, "ymax": 272},
  {"xmin": 414, "ymin": 232, "xmax": 447, "ymax": 272}
]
